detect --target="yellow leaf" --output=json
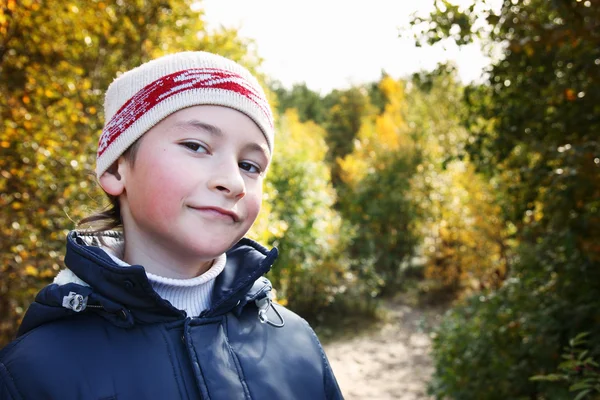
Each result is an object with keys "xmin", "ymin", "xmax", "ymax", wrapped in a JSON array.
[{"xmin": 24, "ymin": 265, "xmax": 39, "ymax": 277}]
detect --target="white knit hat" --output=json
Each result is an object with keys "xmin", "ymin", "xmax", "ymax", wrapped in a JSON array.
[{"xmin": 96, "ymin": 51, "xmax": 274, "ymax": 176}]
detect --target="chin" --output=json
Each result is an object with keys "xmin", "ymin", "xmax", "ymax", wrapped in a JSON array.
[
  {"xmin": 172, "ymin": 223, "xmax": 250, "ymax": 256},
  {"xmin": 182, "ymin": 236, "xmax": 241, "ymax": 258}
]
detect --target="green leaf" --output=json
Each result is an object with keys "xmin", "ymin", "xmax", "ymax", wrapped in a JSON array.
[
  {"xmin": 578, "ymin": 350, "xmax": 590, "ymax": 361},
  {"xmin": 530, "ymin": 373, "xmax": 568, "ymax": 382},
  {"xmin": 571, "ymin": 332, "xmax": 590, "ymax": 347},
  {"xmin": 570, "ymin": 381, "xmax": 593, "ymax": 391},
  {"xmin": 573, "ymin": 389, "xmax": 592, "ymax": 400}
]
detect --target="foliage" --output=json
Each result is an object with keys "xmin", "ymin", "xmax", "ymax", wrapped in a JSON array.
[
  {"xmin": 406, "ymin": 67, "xmax": 507, "ymax": 298},
  {"xmin": 0, "ymin": 0, "xmax": 376, "ymax": 350},
  {"xmin": 249, "ymin": 110, "xmax": 375, "ymax": 321},
  {"xmin": 430, "ymin": 238, "xmax": 600, "ymax": 399},
  {"xmin": 4, "ymin": 9, "xmax": 598, "ymax": 396},
  {"xmin": 0, "ymin": 0, "xmax": 258, "ymax": 346},
  {"xmin": 410, "ymin": 0, "xmax": 600, "ymax": 398},
  {"xmin": 323, "ymin": 87, "xmax": 377, "ymax": 186},
  {"xmin": 337, "ymin": 77, "xmax": 421, "ymax": 293},
  {"xmin": 420, "ymin": 160, "xmax": 506, "ymax": 293},
  {"xmin": 531, "ymin": 332, "xmax": 600, "ymax": 400},
  {"xmin": 268, "ymin": 83, "xmax": 377, "ymax": 187},
  {"xmin": 270, "ymin": 82, "xmax": 326, "ymax": 124}
]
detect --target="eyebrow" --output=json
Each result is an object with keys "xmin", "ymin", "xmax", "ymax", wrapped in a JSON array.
[
  {"xmin": 175, "ymin": 120, "xmax": 224, "ymax": 137},
  {"xmin": 176, "ymin": 119, "xmax": 271, "ymax": 160}
]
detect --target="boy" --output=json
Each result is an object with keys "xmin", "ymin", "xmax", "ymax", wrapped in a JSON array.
[{"xmin": 0, "ymin": 52, "xmax": 343, "ymax": 399}]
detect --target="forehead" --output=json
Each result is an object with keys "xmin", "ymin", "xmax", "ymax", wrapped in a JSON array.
[{"xmin": 161, "ymin": 106, "xmax": 269, "ymax": 150}]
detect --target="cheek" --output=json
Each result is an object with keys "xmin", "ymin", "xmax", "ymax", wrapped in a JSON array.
[
  {"xmin": 129, "ymin": 158, "xmax": 188, "ymax": 217},
  {"xmin": 143, "ymin": 192, "xmax": 179, "ymax": 217},
  {"xmin": 244, "ymin": 187, "xmax": 263, "ymax": 220}
]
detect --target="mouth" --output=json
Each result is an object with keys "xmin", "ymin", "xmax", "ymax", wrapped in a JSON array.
[{"xmin": 188, "ymin": 206, "xmax": 240, "ymax": 222}]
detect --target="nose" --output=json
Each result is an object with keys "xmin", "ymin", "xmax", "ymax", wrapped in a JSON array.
[{"xmin": 208, "ymin": 160, "xmax": 246, "ymax": 199}]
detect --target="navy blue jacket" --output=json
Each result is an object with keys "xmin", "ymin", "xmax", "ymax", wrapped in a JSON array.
[{"xmin": 0, "ymin": 232, "xmax": 342, "ymax": 399}]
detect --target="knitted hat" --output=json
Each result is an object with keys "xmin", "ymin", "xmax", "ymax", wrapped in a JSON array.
[{"xmin": 96, "ymin": 51, "xmax": 274, "ymax": 176}]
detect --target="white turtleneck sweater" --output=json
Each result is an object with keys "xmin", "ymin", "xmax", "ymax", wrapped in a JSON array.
[{"xmin": 102, "ymin": 247, "xmax": 226, "ymax": 318}]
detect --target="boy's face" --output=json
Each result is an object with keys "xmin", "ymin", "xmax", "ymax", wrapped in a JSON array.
[{"xmin": 105, "ymin": 105, "xmax": 270, "ymax": 262}]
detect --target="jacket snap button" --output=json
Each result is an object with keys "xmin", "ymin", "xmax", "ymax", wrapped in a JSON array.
[
  {"xmin": 119, "ymin": 309, "xmax": 128, "ymax": 320},
  {"xmin": 124, "ymin": 280, "xmax": 134, "ymax": 289}
]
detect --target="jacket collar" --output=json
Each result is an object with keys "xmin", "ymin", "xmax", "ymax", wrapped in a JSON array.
[{"xmin": 18, "ymin": 231, "xmax": 278, "ymax": 336}]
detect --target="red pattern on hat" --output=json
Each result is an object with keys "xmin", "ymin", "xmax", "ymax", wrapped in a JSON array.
[{"xmin": 98, "ymin": 68, "xmax": 273, "ymax": 157}]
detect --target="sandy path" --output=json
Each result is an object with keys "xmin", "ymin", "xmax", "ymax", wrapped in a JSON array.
[{"xmin": 324, "ymin": 300, "xmax": 443, "ymax": 400}]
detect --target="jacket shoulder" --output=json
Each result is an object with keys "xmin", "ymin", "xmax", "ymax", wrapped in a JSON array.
[
  {"xmin": 0, "ymin": 351, "xmax": 23, "ymax": 400},
  {"xmin": 273, "ymin": 305, "xmax": 343, "ymax": 399},
  {"xmin": 272, "ymin": 304, "xmax": 326, "ymax": 352},
  {"xmin": 1, "ymin": 312, "xmax": 101, "ymax": 359},
  {"xmin": 229, "ymin": 303, "xmax": 343, "ymax": 399},
  {"xmin": 0, "ymin": 314, "xmax": 109, "ymax": 399},
  {"xmin": 0, "ymin": 331, "xmax": 43, "ymax": 400}
]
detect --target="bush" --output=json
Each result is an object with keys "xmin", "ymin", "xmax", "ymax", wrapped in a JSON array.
[
  {"xmin": 249, "ymin": 110, "xmax": 380, "ymax": 322},
  {"xmin": 429, "ymin": 239, "xmax": 600, "ymax": 399},
  {"xmin": 531, "ymin": 332, "xmax": 600, "ymax": 400}
]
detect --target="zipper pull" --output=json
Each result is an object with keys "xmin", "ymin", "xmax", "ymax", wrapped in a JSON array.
[{"xmin": 62, "ymin": 291, "xmax": 88, "ymax": 312}]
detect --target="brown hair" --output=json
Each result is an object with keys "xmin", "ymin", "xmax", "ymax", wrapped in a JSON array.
[{"xmin": 78, "ymin": 139, "xmax": 143, "ymax": 232}]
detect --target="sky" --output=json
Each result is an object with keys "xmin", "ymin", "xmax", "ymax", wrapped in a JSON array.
[{"xmin": 201, "ymin": 0, "xmax": 492, "ymax": 94}]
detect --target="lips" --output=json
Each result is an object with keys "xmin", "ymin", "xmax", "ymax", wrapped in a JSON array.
[{"xmin": 188, "ymin": 206, "xmax": 240, "ymax": 222}]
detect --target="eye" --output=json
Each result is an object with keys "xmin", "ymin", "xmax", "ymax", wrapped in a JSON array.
[
  {"xmin": 239, "ymin": 161, "xmax": 261, "ymax": 174},
  {"xmin": 180, "ymin": 141, "xmax": 209, "ymax": 154}
]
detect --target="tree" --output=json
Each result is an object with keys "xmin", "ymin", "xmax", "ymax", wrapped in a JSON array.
[
  {"xmin": 338, "ymin": 76, "xmax": 421, "ymax": 293},
  {"xmin": 410, "ymin": 1, "xmax": 600, "ymax": 397},
  {"xmin": 270, "ymin": 82, "xmax": 326, "ymax": 124},
  {"xmin": 323, "ymin": 86, "xmax": 376, "ymax": 187},
  {"xmin": 249, "ymin": 110, "xmax": 366, "ymax": 320},
  {"xmin": 407, "ymin": 66, "xmax": 507, "ymax": 297},
  {"xmin": 271, "ymin": 83, "xmax": 378, "ymax": 188},
  {"xmin": 0, "ymin": 0, "xmax": 257, "ymax": 346}
]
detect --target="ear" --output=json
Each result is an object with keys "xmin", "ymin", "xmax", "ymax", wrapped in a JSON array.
[{"xmin": 98, "ymin": 157, "xmax": 127, "ymax": 196}]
